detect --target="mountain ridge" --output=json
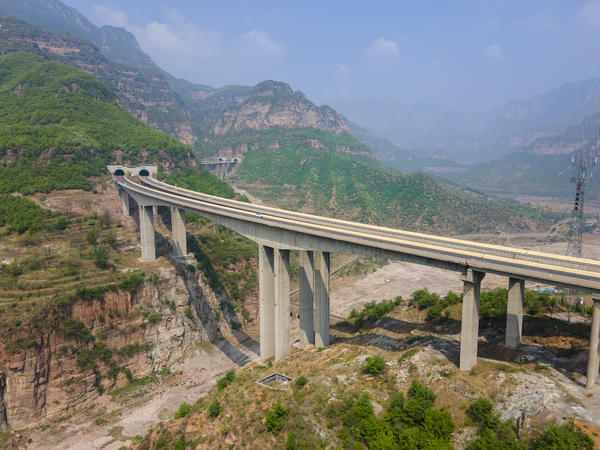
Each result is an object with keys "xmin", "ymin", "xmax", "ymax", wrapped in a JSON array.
[{"xmin": 0, "ymin": 0, "xmax": 155, "ymax": 68}]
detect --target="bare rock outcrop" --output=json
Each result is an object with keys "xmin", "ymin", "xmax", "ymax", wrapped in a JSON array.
[
  {"xmin": 0, "ymin": 265, "xmax": 233, "ymax": 430},
  {"xmin": 212, "ymin": 81, "xmax": 349, "ymax": 136}
]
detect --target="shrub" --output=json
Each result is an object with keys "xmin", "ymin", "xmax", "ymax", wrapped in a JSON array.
[
  {"xmin": 533, "ymin": 424, "xmax": 594, "ymax": 449},
  {"xmin": 216, "ymin": 370, "xmax": 235, "ymax": 390},
  {"xmin": 147, "ymin": 313, "xmax": 162, "ymax": 324},
  {"xmin": 351, "ymin": 298, "xmax": 398, "ymax": 330},
  {"xmin": 295, "ymin": 375, "xmax": 308, "ymax": 388},
  {"xmin": 174, "ymin": 402, "xmax": 192, "ymax": 419},
  {"xmin": 527, "ymin": 297, "xmax": 541, "ymax": 315},
  {"xmin": 86, "ymin": 227, "xmax": 99, "ymax": 246},
  {"xmin": 466, "ymin": 398, "xmax": 496, "ymax": 429},
  {"xmin": 402, "ymin": 381, "xmax": 436, "ymax": 426},
  {"xmin": 426, "ymin": 302, "xmax": 445, "ymax": 320},
  {"xmin": 119, "ymin": 273, "xmax": 144, "ymax": 292},
  {"xmin": 265, "ymin": 401, "xmax": 290, "ymax": 434},
  {"xmin": 208, "ymin": 398, "xmax": 221, "ymax": 418},
  {"xmin": 423, "ymin": 409, "xmax": 455, "ymax": 441},
  {"xmin": 412, "ymin": 288, "xmax": 439, "ymax": 309},
  {"xmin": 362, "ymin": 355, "xmax": 386, "ymax": 375},
  {"xmin": 89, "ymin": 245, "xmax": 110, "ymax": 269},
  {"xmin": 62, "ymin": 318, "xmax": 94, "ymax": 344},
  {"xmin": 398, "ymin": 348, "xmax": 420, "ymax": 364}
]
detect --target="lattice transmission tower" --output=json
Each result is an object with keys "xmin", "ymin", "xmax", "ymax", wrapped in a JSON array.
[{"xmin": 565, "ymin": 153, "xmax": 595, "ymax": 257}]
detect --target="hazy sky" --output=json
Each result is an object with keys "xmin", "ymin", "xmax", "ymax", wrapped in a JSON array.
[{"xmin": 62, "ymin": 0, "xmax": 600, "ymax": 111}]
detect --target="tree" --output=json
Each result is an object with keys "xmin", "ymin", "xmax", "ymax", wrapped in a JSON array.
[
  {"xmin": 90, "ymin": 245, "xmax": 110, "ymax": 269},
  {"xmin": 362, "ymin": 355, "xmax": 386, "ymax": 375},
  {"xmin": 266, "ymin": 401, "xmax": 290, "ymax": 434}
]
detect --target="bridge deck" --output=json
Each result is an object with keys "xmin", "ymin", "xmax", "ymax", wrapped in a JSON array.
[{"xmin": 116, "ymin": 176, "xmax": 600, "ymax": 292}]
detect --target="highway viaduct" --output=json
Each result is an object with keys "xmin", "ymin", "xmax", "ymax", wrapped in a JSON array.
[
  {"xmin": 201, "ymin": 157, "xmax": 240, "ymax": 179},
  {"xmin": 109, "ymin": 168, "xmax": 600, "ymax": 389}
]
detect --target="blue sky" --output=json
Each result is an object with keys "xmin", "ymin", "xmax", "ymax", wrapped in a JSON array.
[{"xmin": 63, "ymin": 1, "xmax": 600, "ymax": 111}]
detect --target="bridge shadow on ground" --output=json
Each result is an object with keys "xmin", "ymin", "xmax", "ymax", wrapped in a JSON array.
[
  {"xmin": 330, "ymin": 313, "xmax": 589, "ymax": 386},
  {"xmin": 139, "ymin": 206, "xmax": 258, "ymax": 367},
  {"xmin": 184, "ymin": 231, "xmax": 260, "ymax": 357}
]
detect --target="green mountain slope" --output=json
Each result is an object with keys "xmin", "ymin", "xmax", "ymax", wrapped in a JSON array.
[
  {"xmin": 230, "ymin": 129, "xmax": 552, "ymax": 234},
  {"xmin": 0, "ymin": 52, "xmax": 191, "ymax": 193},
  {"xmin": 0, "ymin": 16, "xmax": 195, "ymax": 144}
]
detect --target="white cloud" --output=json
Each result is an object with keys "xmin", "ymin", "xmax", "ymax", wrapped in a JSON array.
[
  {"xmin": 241, "ymin": 30, "xmax": 284, "ymax": 56},
  {"xmin": 368, "ymin": 38, "xmax": 400, "ymax": 57},
  {"xmin": 142, "ymin": 21, "xmax": 182, "ymax": 51},
  {"xmin": 519, "ymin": 12, "xmax": 556, "ymax": 30},
  {"xmin": 92, "ymin": 5, "xmax": 129, "ymax": 28},
  {"xmin": 88, "ymin": 5, "xmax": 285, "ymax": 86},
  {"xmin": 336, "ymin": 62, "xmax": 350, "ymax": 75},
  {"xmin": 483, "ymin": 44, "xmax": 503, "ymax": 61},
  {"xmin": 578, "ymin": 1, "xmax": 600, "ymax": 27}
]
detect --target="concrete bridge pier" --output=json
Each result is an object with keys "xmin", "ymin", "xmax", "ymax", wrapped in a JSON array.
[
  {"xmin": 170, "ymin": 207, "xmax": 188, "ymax": 258},
  {"xmin": 274, "ymin": 249, "xmax": 291, "ymax": 360},
  {"xmin": 314, "ymin": 251, "xmax": 331, "ymax": 347},
  {"xmin": 587, "ymin": 296, "xmax": 600, "ymax": 389},
  {"xmin": 505, "ymin": 278, "xmax": 524, "ymax": 348},
  {"xmin": 139, "ymin": 205, "xmax": 156, "ymax": 261},
  {"xmin": 460, "ymin": 269, "xmax": 485, "ymax": 371},
  {"xmin": 259, "ymin": 245, "xmax": 293, "ymax": 361},
  {"xmin": 259, "ymin": 245, "xmax": 275, "ymax": 360},
  {"xmin": 299, "ymin": 250, "xmax": 315, "ymax": 345},
  {"xmin": 298, "ymin": 250, "xmax": 331, "ymax": 348},
  {"xmin": 120, "ymin": 190, "xmax": 130, "ymax": 216}
]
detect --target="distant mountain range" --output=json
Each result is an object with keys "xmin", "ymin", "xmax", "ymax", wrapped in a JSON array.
[
  {"xmin": 332, "ymin": 77, "xmax": 600, "ymax": 165},
  {"xmin": 437, "ymin": 112, "xmax": 600, "ymax": 200}
]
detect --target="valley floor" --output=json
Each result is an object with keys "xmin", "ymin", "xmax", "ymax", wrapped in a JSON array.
[{"xmin": 13, "ymin": 195, "xmax": 600, "ymax": 449}]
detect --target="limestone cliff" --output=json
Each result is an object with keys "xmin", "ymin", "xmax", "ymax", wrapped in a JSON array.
[
  {"xmin": 211, "ymin": 81, "xmax": 349, "ymax": 136},
  {"xmin": 0, "ymin": 266, "xmax": 239, "ymax": 430},
  {"xmin": 519, "ymin": 112, "xmax": 600, "ymax": 156}
]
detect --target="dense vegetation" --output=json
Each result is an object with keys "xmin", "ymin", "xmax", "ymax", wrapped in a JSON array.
[
  {"xmin": 188, "ymin": 226, "xmax": 257, "ymax": 325},
  {"xmin": 233, "ymin": 129, "xmax": 556, "ymax": 234},
  {"xmin": 0, "ymin": 52, "xmax": 190, "ymax": 193},
  {"xmin": 443, "ymin": 151, "xmax": 583, "ymax": 199},
  {"xmin": 159, "ymin": 167, "xmax": 236, "ymax": 199},
  {"xmin": 466, "ymin": 397, "xmax": 594, "ymax": 449},
  {"xmin": 195, "ymin": 126, "xmax": 367, "ymax": 159},
  {"xmin": 407, "ymin": 287, "xmax": 583, "ymax": 322},
  {"xmin": 0, "ymin": 194, "xmax": 69, "ymax": 234}
]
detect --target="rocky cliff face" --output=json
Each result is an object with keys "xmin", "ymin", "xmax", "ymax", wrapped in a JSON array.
[
  {"xmin": 0, "ymin": 16, "xmax": 357, "ymax": 153},
  {"xmin": 0, "ymin": 16, "xmax": 196, "ymax": 145},
  {"xmin": 0, "ymin": 0, "xmax": 156, "ymax": 69},
  {"xmin": 212, "ymin": 81, "xmax": 349, "ymax": 136},
  {"xmin": 0, "ymin": 265, "xmax": 237, "ymax": 430},
  {"xmin": 520, "ymin": 112, "xmax": 600, "ymax": 156},
  {"xmin": 498, "ymin": 77, "xmax": 600, "ymax": 129}
]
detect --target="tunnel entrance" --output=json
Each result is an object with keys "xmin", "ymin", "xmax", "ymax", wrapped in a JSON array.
[
  {"xmin": 114, "ymin": 169, "xmax": 125, "ymax": 176},
  {"xmin": 139, "ymin": 169, "xmax": 150, "ymax": 176}
]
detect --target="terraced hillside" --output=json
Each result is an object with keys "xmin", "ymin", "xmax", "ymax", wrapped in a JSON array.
[{"xmin": 131, "ymin": 289, "xmax": 598, "ymax": 449}]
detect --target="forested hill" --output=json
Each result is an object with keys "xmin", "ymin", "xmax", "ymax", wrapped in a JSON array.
[
  {"xmin": 0, "ymin": 15, "xmax": 197, "ymax": 145},
  {"xmin": 0, "ymin": 51, "xmax": 195, "ymax": 194},
  {"xmin": 231, "ymin": 129, "xmax": 555, "ymax": 234}
]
